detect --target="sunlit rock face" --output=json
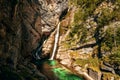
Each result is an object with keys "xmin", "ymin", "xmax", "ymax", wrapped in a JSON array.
[{"xmin": 38, "ymin": 0, "xmax": 68, "ymax": 33}]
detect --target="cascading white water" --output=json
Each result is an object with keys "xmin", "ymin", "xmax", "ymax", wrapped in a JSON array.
[
  {"xmin": 49, "ymin": 22, "xmax": 60, "ymax": 60},
  {"xmin": 35, "ymin": 40, "xmax": 47, "ymax": 59}
]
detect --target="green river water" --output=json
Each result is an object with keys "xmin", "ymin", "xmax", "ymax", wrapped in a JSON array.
[{"xmin": 36, "ymin": 60, "xmax": 84, "ymax": 80}]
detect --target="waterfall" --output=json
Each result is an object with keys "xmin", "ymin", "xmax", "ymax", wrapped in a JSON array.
[
  {"xmin": 33, "ymin": 35, "xmax": 47, "ymax": 59},
  {"xmin": 35, "ymin": 40, "xmax": 47, "ymax": 59},
  {"xmin": 49, "ymin": 22, "xmax": 60, "ymax": 60}
]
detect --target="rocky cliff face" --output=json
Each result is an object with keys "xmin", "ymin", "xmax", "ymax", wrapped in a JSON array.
[
  {"xmin": 54, "ymin": 0, "xmax": 120, "ymax": 80},
  {"xmin": 0, "ymin": 0, "xmax": 68, "ymax": 80},
  {"xmin": 1, "ymin": 0, "xmax": 120, "ymax": 80}
]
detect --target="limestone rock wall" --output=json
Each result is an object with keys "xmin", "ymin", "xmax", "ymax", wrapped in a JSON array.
[{"xmin": 0, "ymin": 0, "xmax": 68, "ymax": 80}]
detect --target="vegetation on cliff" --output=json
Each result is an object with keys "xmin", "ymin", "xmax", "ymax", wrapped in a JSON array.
[
  {"xmin": 1, "ymin": 0, "xmax": 120, "ymax": 80},
  {"xmin": 59, "ymin": 0, "xmax": 120, "ymax": 79}
]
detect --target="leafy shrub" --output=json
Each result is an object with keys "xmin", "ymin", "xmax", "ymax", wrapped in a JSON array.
[
  {"xmin": 102, "ymin": 47, "xmax": 120, "ymax": 66},
  {"xmin": 69, "ymin": 24, "xmax": 87, "ymax": 44},
  {"xmin": 75, "ymin": 57, "xmax": 100, "ymax": 71},
  {"xmin": 74, "ymin": 8, "xmax": 85, "ymax": 23},
  {"xmin": 103, "ymin": 26, "xmax": 120, "ymax": 50},
  {"xmin": 71, "ymin": 0, "xmax": 104, "ymax": 22},
  {"xmin": 115, "ymin": 27, "xmax": 120, "ymax": 44},
  {"xmin": 103, "ymin": 27, "xmax": 114, "ymax": 49},
  {"xmin": 97, "ymin": 8, "xmax": 115, "ymax": 27},
  {"xmin": 109, "ymin": 50, "xmax": 120, "ymax": 65}
]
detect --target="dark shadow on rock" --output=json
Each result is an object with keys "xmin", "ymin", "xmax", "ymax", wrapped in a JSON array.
[
  {"xmin": 71, "ymin": 42, "xmax": 97, "ymax": 50},
  {"xmin": 94, "ymin": 26, "xmax": 104, "ymax": 58},
  {"xmin": 59, "ymin": 8, "xmax": 68, "ymax": 21}
]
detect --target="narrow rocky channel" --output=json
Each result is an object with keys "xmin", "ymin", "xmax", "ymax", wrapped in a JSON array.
[{"xmin": 34, "ymin": 22, "xmax": 84, "ymax": 80}]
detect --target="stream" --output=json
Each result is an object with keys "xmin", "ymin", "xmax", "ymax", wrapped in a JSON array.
[{"xmin": 34, "ymin": 22, "xmax": 84, "ymax": 80}]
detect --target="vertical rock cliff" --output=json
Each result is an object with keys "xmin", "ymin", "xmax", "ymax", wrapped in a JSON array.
[{"xmin": 0, "ymin": 0, "xmax": 68, "ymax": 80}]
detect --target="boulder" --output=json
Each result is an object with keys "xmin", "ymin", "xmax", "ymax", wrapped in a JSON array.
[
  {"xmin": 88, "ymin": 68, "xmax": 102, "ymax": 80},
  {"xmin": 100, "ymin": 64, "xmax": 115, "ymax": 74}
]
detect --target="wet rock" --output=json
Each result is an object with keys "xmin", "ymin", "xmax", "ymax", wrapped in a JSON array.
[{"xmin": 42, "ymin": 30, "xmax": 55, "ymax": 56}]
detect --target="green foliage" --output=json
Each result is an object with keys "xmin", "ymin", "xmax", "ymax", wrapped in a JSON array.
[
  {"xmin": 69, "ymin": 25, "xmax": 80, "ymax": 37},
  {"xmin": 114, "ymin": 0, "xmax": 120, "ymax": 5},
  {"xmin": 70, "ymin": 0, "xmax": 120, "ymax": 26},
  {"xmin": 75, "ymin": 58, "xmax": 100, "ymax": 71},
  {"xmin": 97, "ymin": 1, "xmax": 120, "ymax": 26},
  {"xmin": 69, "ymin": 24, "xmax": 87, "ymax": 44},
  {"xmin": 97, "ymin": 8, "xmax": 115, "ymax": 27},
  {"xmin": 103, "ymin": 48, "xmax": 120, "ymax": 66},
  {"xmin": 103, "ymin": 26, "xmax": 120, "ymax": 50},
  {"xmin": 102, "ymin": 72, "xmax": 120, "ymax": 80},
  {"xmin": 71, "ymin": 0, "xmax": 104, "ymax": 22},
  {"xmin": 103, "ymin": 27, "xmax": 114, "ymax": 49},
  {"xmin": 79, "ymin": 26, "xmax": 87, "ymax": 43},
  {"xmin": 74, "ymin": 8, "xmax": 84, "ymax": 24},
  {"xmin": 109, "ymin": 50, "xmax": 120, "ymax": 65},
  {"xmin": 68, "ymin": 0, "xmax": 120, "ymax": 58},
  {"xmin": 70, "ymin": 0, "xmax": 103, "ymax": 7},
  {"xmin": 115, "ymin": 27, "xmax": 120, "ymax": 44},
  {"xmin": 113, "ymin": 8, "xmax": 120, "ymax": 21}
]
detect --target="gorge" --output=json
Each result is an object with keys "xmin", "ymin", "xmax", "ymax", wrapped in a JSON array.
[{"xmin": 0, "ymin": 0, "xmax": 120, "ymax": 80}]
